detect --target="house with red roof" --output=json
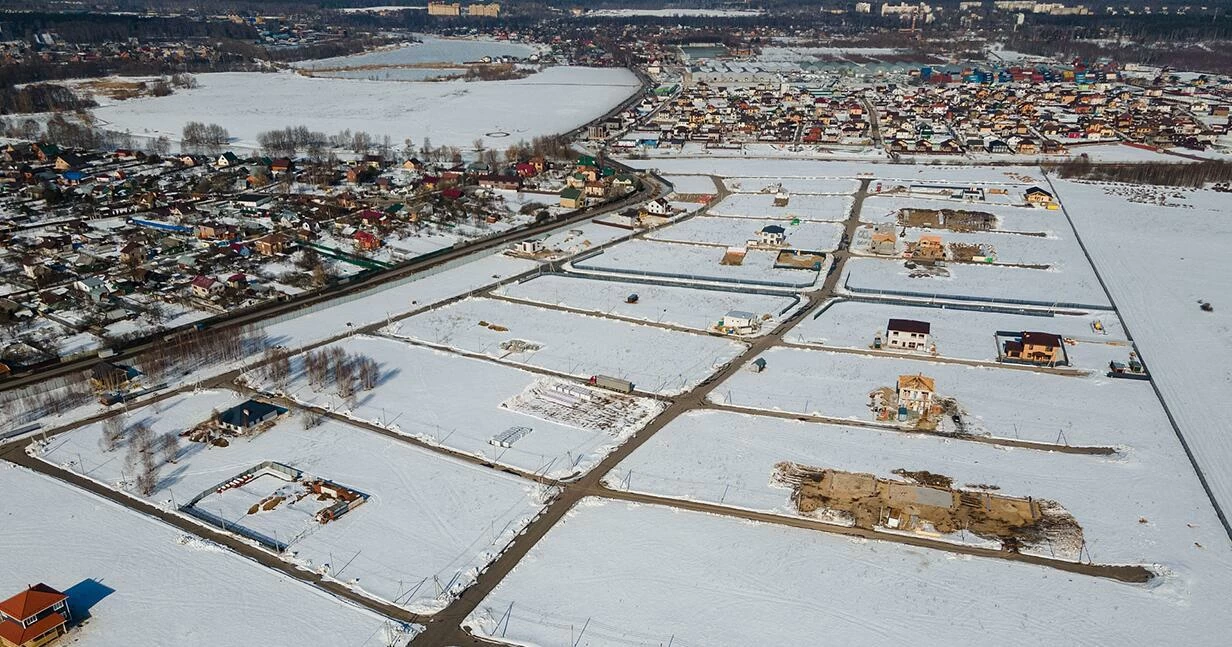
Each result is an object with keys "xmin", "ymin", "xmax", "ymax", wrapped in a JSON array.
[
  {"xmin": 353, "ymin": 230, "xmax": 382, "ymax": 251},
  {"xmin": 0, "ymin": 583, "xmax": 70, "ymax": 647}
]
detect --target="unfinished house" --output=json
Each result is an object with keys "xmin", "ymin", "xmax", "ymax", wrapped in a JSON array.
[
  {"xmin": 896, "ymin": 373, "xmax": 936, "ymax": 414},
  {"xmin": 1001, "ymin": 331, "xmax": 1066, "ymax": 366}
]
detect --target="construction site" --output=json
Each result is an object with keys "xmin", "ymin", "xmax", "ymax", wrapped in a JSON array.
[
  {"xmin": 773, "ymin": 463, "xmax": 1085, "ymax": 557},
  {"xmin": 501, "ymin": 378, "xmax": 664, "ymax": 435},
  {"xmin": 898, "ymin": 208, "xmax": 998, "ymax": 232}
]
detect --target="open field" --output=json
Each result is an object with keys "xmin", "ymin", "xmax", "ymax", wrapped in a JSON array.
[
  {"xmin": 93, "ymin": 66, "xmax": 640, "ymax": 150},
  {"xmin": 1054, "ymin": 179, "xmax": 1232, "ymax": 522},
  {"xmin": 620, "ymin": 158, "xmax": 1046, "ymax": 184},
  {"xmin": 572, "ymin": 238, "xmax": 823, "ymax": 289},
  {"xmin": 466, "ymin": 498, "xmax": 1232, "ymax": 646},
  {"xmin": 713, "ymin": 345, "xmax": 1162, "ymax": 447},
  {"xmin": 387, "ymin": 297, "xmax": 746, "ymax": 394},
  {"xmin": 791, "ymin": 299, "xmax": 1130, "ymax": 369},
  {"xmin": 495, "ymin": 274, "xmax": 800, "ymax": 336},
  {"xmin": 246, "ymin": 335, "xmax": 664, "ymax": 479},
  {"xmin": 0, "ymin": 464, "xmax": 414, "ymax": 645},
  {"xmin": 35, "ymin": 389, "xmax": 544, "ymax": 614}
]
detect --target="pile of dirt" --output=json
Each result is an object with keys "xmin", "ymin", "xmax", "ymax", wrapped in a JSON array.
[{"xmin": 773, "ymin": 463, "xmax": 1084, "ymax": 554}]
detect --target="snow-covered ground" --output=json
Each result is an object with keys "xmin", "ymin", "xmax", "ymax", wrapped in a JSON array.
[
  {"xmin": 572, "ymin": 239, "xmax": 822, "ymax": 290},
  {"xmin": 495, "ymin": 274, "xmax": 800, "ymax": 336},
  {"xmin": 0, "ymin": 464, "xmax": 415, "ymax": 645},
  {"xmin": 606, "ymin": 409, "xmax": 1227, "ymax": 564},
  {"xmin": 265, "ymin": 252, "xmax": 538, "ymax": 350},
  {"xmin": 723, "ymin": 176, "xmax": 859, "ymax": 194},
  {"xmin": 1053, "ymin": 179, "xmax": 1232, "ymax": 523},
  {"xmin": 841, "ymin": 256, "xmax": 1111, "ymax": 309},
  {"xmin": 466, "ymin": 498, "xmax": 1232, "ymax": 647},
  {"xmin": 714, "ymin": 345, "xmax": 1161, "ymax": 447},
  {"xmin": 708, "ymin": 192, "xmax": 853, "ymax": 221},
  {"xmin": 648, "ymin": 215, "xmax": 845, "ymax": 251},
  {"xmin": 93, "ymin": 66, "xmax": 640, "ymax": 151},
  {"xmin": 387, "ymin": 297, "xmax": 746, "ymax": 394},
  {"xmin": 36, "ymin": 389, "xmax": 544, "ymax": 614},
  {"xmin": 791, "ymin": 298, "xmax": 1129, "ymax": 369},
  {"xmin": 245, "ymin": 335, "xmax": 663, "ymax": 479},
  {"xmin": 662, "ymin": 174, "xmax": 720, "ymax": 195}
]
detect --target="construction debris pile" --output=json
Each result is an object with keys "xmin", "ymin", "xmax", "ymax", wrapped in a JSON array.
[{"xmin": 773, "ymin": 463, "xmax": 1084, "ymax": 557}]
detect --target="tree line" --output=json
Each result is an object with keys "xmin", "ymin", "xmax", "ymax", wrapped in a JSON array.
[
  {"xmin": 1046, "ymin": 158, "xmax": 1232, "ymax": 188},
  {"xmin": 0, "ymin": 83, "xmax": 96, "ymax": 115}
]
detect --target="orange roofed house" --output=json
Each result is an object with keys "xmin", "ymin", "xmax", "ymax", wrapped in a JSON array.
[{"xmin": 0, "ymin": 584, "xmax": 70, "ymax": 647}]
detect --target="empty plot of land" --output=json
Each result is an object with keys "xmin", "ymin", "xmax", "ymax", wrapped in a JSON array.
[
  {"xmin": 465, "ymin": 498, "xmax": 1230, "ymax": 647},
  {"xmin": 662, "ymin": 174, "xmax": 720, "ymax": 195},
  {"xmin": 0, "ymin": 465, "xmax": 413, "ymax": 646},
  {"xmin": 648, "ymin": 215, "xmax": 845, "ymax": 251},
  {"xmin": 37, "ymin": 390, "xmax": 545, "ymax": 615},
  {"xmin": 265, "ymin": 252, "xmax": 538, "ymax": 350},
  {"xmin": 791, "ymin": 299, "xmax": 1129, "ymax": 369},
  {"xmin": 495, "ymin": 274, "xmax": 799, "ymax": 336},
  {"xmin": 572, "ymin": 238, "xmax": 822, "ymax": 290},
  {"xmin": 708, "ymin": 192, "xmax": 853, "ymax": 221},
  {"xmin": 1055, "ymin": 179, "xmax": 1232, "ymax": 519},
  {"xmin": 607, "ymin": 409, "xmax": 1227, "ymax": 565},
  {"xmin": 388, "ymin": 297, "xmax": 746, "ymax": 394},
  {"xmin": 714, "ymin": 346, "xmax": 1161, "ymax": 447},
  {"xmin": 724, "ymin": 176, "xmax": 859, "ymax": 194},
  {"xmin": 247, "ymin": 336, "xmax": 663, "ymax": 479},
  {"xmin": 841, "ymin": 257, "xmax": 1110, "ymax": 309}
]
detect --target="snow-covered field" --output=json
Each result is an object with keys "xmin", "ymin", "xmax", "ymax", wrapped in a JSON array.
[
  {"xmin": 791, "ymin": 298, "xmax": 1129, "ymax": 369},
  {"xmin": 714, "ymin": 346, "xmax": 1160, "ymax": 447},
  {"xmin": 387, "ymin": 297, "xmax": 746, "ymax": 394},
  {"xmin": 466, "ymin": 498, "xmax": 1232, "ymax": 647},
  {"xmin": 1054, "ymin": 179, "xmax": 1232, "ymax": 522},
  {"xmin": 93, "ymin": 66, "xmax": 640, "ymax": 150},
  {"xmin": 265, "ymin": 252, "xmax": 537, "ymax": 350},
  {"xmin": 606, "ymin": 409, "xmax": 1228, "ymax": 564},
  {"xmin": 572, "ymin": 239, "xmax": 822, "ymax": 289},
  {"xmin": 841, "ymin": 256, "xmax": 1111, "ymax": 309},
  {"xmin": 648, "ymin": 215, "xmax": 845, "ymax": 251},
  {"xmin": 495, "ymin": 274, "xmax": 800, "ymax": 336},
  {"xmin": 724, "ymin": 176, "xmax": 859, "ymax": 194},
  {"xmin": 708, "ymin": 192, "xmax": 853, "ymax": 221},
  {"xmin": 246, "ymin": 335, "xmax": 663, "ymax": 479},
  {"xmin": 35, "ymin": 389, "xmax": 543, "ymax": 614},
  {"xmin": 662, "ymin": 174, "xmax": 720, "ymax": 195},
  {"xmin": 0, "ymin": 464, "xmax": 414, "ymax": 645}
]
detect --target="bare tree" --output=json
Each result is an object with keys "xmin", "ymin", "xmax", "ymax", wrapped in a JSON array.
[
  {"xmin": 158, "ymin": 432, "xmax": 181, "ymax": 464},
  {"xmin": 99, "ymin": 414, "xmax": 126, "ymax": 453}
]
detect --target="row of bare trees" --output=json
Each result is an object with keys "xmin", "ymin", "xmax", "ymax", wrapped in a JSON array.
[
  {"xmin": 302, "ymin": 347, "xmax": 381, "ymax": 400},
  {"xmin": 99, "ymin": 413, "xmax": 181, "ymax": 496},
  {"xmin": 136, "ymin": 325, "xmax": 269, "ymax": 382},
  {"xmin": 1046, "ymin": 158, "xmax": 1232, "ymax": 188}
]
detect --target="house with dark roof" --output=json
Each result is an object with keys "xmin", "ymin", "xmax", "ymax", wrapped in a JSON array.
[
  {"xmin": 886, "ymin": 319, "xmax": 931, "ymax": 351},
  {"xmin": 0, "ymin": 583, "xmax": 70, "ymax": 647},
  {"xmin": 216, "ymin": 399, "xmax": 287, "ymax": 433},
  {"xmin": 1002, "ymin": 331, "xmax": 1066, "ymax": 366}
]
